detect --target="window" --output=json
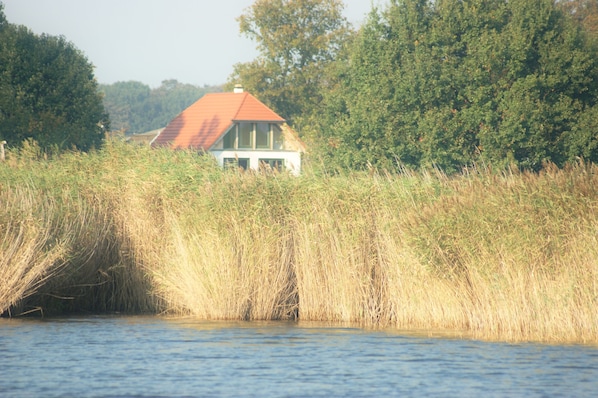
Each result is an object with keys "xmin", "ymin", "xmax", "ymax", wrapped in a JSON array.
[
  {"xmin": 238, "ymin": 122, "xmax": 253, "ymax": 149},
  {"xmin": 256, "ymin": 123, "xmax": 270, "ymax": 149},
  {"xmin": 272, "ymin": 124, "xmax": 284, "ymax": 150},
  {"xmin": 220, "ymin": 123, "xmax": 284, "ymax": 150},
  {"xmin": 259, "ymin": 158, "xmax": 284, "ymax": 172},
  {"xmin": 224, "ymin": 157, "xmax": 249, "ymax": 170},
  {"xmin": 222, "ymin": 126, "xmax": 236, "ymax": 149}
]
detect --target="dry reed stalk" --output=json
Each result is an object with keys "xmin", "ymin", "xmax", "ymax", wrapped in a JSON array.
[
  {"xmin": 0, "ymin": 187, "xmax": 68, "ymax": 315},
  {"xmin": 293, "ymin": 218, "xmax": 361, "ymax": 322},
  {"xmin": 99, "ymin": 177, "xmax": 167, "ymax": 313},
  {"xmin": 291, "ymin": 179, "xmax": 395, "ymax": 324},
  {"xmin": 373, "ymin": 209, "xmax": 466, "ymax": 330},
  {"xmin": 151, "ymin": 211, "xmax": 297, "ymax": 320},
  {"xmin": 388, "ymin": 163, "xmax": 598, "ymax": 341}
]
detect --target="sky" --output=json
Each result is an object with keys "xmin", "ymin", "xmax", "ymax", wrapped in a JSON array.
[{"xmin": 3, "ymin": 0, "xmax": 387, "ymax": 88}]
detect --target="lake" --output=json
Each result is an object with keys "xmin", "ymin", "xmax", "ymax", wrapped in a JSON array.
[{"xmin": 1, "ymin": 316, "xmax": 596, "ymax": 397}]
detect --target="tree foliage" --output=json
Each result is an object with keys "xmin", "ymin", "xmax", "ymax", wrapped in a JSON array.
[
  {"xmin": 0, "ymin": 6, "xmax": 107, "ymax": 151},
  {"xmin": 558, "ymin": 0, "xmax": 598, "ymax": 47},
  {"xmin": 0, "ymin": 3, "xmax": 5, "ymax": 27},
  {"xmin": 228, "ymin": 0, "xmax": 353, "ymax": 128},
  {"xmin": 314, "ymin": 0, "xmax": 598, "ymax": 172},
  {"xmin": 99, "ymin": 80, "xmax": 221, "ymax": 134},
  {"xmin": 100, "ymin": 81, "xmax": 150, "ymax": 134}
]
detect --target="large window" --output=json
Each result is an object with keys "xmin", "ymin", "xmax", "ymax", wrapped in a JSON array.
[
  {"xmin": 224, "ymin": 157, "xmax": 249, "ymax": 170},
  {"xmin": 238, "ymin": 122, "xmax": 253, "ymax": 149},
  {"xmin": 259, "ymin": 158, "xmax": 284, "ymax": 172},
  {"xmin": 256, "ymin": 123, "xmax": 270, "ymax": 149},
  {"xmin": 220, "ymin": 123, "xmax": 283, "ymax": 150}
]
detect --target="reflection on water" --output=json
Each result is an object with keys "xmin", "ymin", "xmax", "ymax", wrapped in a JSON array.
[{"xmin": 1, "ymin": 316, "xmax": 597, "ymax": 397}]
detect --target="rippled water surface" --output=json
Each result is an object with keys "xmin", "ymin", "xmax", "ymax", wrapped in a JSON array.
[{"xmin": 1, "ymin": 316, "xmax": 597, "ymax": 397}]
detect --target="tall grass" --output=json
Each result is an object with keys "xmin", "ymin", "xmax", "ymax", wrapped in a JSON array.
[
  {"xmin": 151, "ymin": 171, "xmax": 299, "ymax": 320},
  {"xmin": 0, "ymin": 140, "xmax": 596, "ymax": 342},
  {"xmin": 0, "ymin": 186, "xmax": 68, "ymax": 316},
  {"xmin": 0, "ymin": 141, "xmax": 162, "ymax": 314}
]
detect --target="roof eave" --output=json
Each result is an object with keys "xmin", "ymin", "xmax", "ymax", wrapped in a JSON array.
[{"xmin": 231, "ymin": 119, "xmax": 286, "ymax": 123}]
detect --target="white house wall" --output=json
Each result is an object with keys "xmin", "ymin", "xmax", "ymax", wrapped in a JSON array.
[{"xmin": 211, "ymin": 150, "xmax": 302, "ymax": 176}]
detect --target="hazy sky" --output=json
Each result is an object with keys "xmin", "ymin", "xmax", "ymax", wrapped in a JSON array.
[{"xmin": 3, "ymin": 0, "xmax": 386, "ymax": 88}]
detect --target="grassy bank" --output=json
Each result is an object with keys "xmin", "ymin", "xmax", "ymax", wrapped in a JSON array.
[{"xmin": 1, "ymin": 140, "xmax": 596, "ymax": 343}]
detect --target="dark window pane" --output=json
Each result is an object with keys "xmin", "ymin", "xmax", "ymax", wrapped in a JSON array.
[
  {"xmin": 238, "ymin": 122, "xmax": 253, "ymax": 149},
  {"xmin": 256, "ymin": 123, "xmax": 270, "ymax": 149},
  {"xmin": 222, "ymin": 127, "xmax": 235, "ymax": 149},
  {"xmin": 224, "ymin": 157, "xmax": 250, "ymax": 170},
  {"xmin": 259, "ymin": 158, "xmax": 284, "ymax": 172}
]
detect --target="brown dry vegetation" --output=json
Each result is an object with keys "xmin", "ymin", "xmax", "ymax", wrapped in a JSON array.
[{"xmin": 0, "ymin": 140, "xmax": 596, "ymax": 343}]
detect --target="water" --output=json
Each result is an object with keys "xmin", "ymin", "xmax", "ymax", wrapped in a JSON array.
[{"xmin": 1, "ymin": 316, "xmax": 597, "ymax": 397}]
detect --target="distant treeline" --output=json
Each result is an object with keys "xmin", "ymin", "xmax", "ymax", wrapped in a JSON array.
[{"xmin": 99, "ymin": 80, "xmax": 222, "ymax": 135}]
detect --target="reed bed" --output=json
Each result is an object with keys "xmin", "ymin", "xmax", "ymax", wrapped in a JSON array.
[
  {"xmin": 0, "ymin": 141, "xmax": 161, "ymax": 314},
  {"xmin": 0, "ymin": 186, "xmax": 68, "ymax": 316},
  {"xmin": 0, "ymin": 140, "xmax": 596, "ymax": 343}
]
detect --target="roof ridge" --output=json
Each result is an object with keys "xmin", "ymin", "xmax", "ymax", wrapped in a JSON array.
[{"xmin": 232, "ymin": 92, "xmax": 249, "ymax": 120}]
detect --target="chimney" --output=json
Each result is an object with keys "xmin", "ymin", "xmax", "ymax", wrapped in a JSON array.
[{"xmin": 233, "ymin": 84, "xmax": 244, "ymax": 94}]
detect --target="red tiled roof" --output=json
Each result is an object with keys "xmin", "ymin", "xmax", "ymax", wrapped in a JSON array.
[{"xmin": 152, "ymin": 92, "xmax": 285, "ymax": 150}]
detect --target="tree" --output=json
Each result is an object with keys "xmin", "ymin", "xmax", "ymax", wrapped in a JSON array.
[
  {"xmin": 0, "ymin": 13, "xmax": 107, "ymax": 151},
  {"xmin": 0, "ymin": 3, "xmax": 6, "ymax": 27},
  {"xmin": 480, "ymin": 0, "xmax": 598, "ymax": 168},
  {"xmin": 314, "ymin": 0, "xmax": 598, "ymax": 172},
  {"xmin": 314, "ymin": 6, "xmax": 428, "ymax": 170},
  {"xmin": 316, "ymin": 0, "xmax": 459, "ymax": 171},
  {"xmin": 228, "ymin": 0, "xmax": 353, "ymax": 128},
  {"xmin": 558, "ymin": 0, "xmax": 598, "ymax": 47}
]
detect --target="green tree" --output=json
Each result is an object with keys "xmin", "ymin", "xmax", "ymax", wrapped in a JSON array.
[
  {"xmin": 0, "ymin": 3, "xmax": 5, "ymax": 27},
  {"xmin": 228, "ymin": 0, "xmax": 353, "ymax": 128},
  {"xmin": 0, "ymin": 10, "xmax": 107, "ymax": 151},
  {"xmin": 558, "ymin": 0, "xmax": 598, "ymax": 47},
  {"xmin": 481, "ymin": 0, "xmax": 597, "ymax": 168},
  {"xmin": 315, "ymin": 0, "xmax": 598, "ymax": 172},
  {"xmin": 315, "ymin": 6, "xmax": 427, "ymax": 170},
  {"xmin": 316, "ymin": 1, "xmax": 442, "ymax": 170}
]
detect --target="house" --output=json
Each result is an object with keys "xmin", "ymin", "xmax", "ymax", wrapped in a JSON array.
[{"xmin": 151, "ymin": 86, "xmax": 305, "ymax": 175}]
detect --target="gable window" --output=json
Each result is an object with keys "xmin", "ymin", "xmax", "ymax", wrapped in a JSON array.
[
  {"xmin": 220, "ymin": 123, "xmax": 283, "ymax": 150},
  {"xmin": 223, "ymin": 126, "xmax": 236, "ymax": 149},
  {"xmin": 272, "ymin": 124, "xmax": 283, "ymax": 150},
  {"xmin": 238, "ymin": 122, "xmax": 253, "ymax": 149},
  {"xmin": 256, "ymin": 123, "xmax": 270, "ymax": 149}
]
